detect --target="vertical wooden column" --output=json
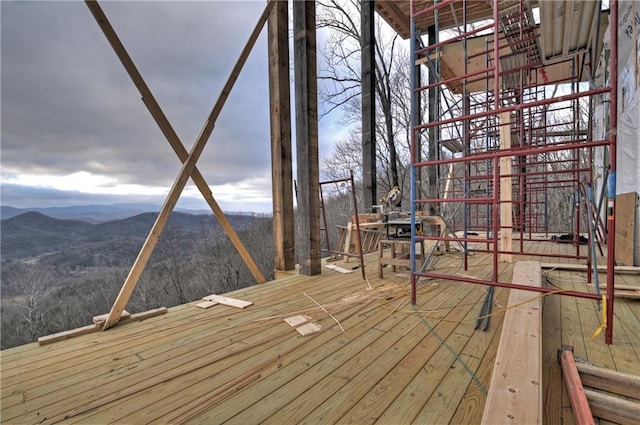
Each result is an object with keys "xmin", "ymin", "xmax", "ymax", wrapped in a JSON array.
[
  {"xmin": 414, "ymin": 40, "xmax": 425, "ymax": 210},
  {"xmin": 293, "ymin": 0, "xmax": 321, "ymax": 275},
  {"xmin": 499, "ymin": 111, "xmax": 513, "ymax": 263},
  {"xmin": 427, "ymin": 25, "xmax": 438, "ymax": 216},
  {"xmin": 361, "ymin": 0, "xmax": 376, "ymax": 211},
  {"xmin": 269, "ymin": 0, "xmax": 295, "ymax": 274}
]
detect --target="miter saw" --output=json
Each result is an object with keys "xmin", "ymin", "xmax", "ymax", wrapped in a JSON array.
[
  {"xmin": 381, "ymin": 186, "xmax": 402, "ymax": 209},
  {"xmin": 379, "ymin": 186, "xmax": 423, "ymax": 238}
]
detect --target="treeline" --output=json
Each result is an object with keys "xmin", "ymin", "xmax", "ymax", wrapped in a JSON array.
[{"xmin": 1, "ymin": 217, "xmax": 274, "ymax": 349}]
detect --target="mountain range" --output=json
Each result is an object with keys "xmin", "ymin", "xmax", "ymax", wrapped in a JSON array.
[
  {"xmin": 1, "ymin": 209, "xmax": 269, "ymax": 268},
  {"xmin": 0, "ymin": 204, "xmax": 213, "ymax": 224}
]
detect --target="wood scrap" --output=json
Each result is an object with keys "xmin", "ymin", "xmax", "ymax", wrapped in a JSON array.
[
  {"xmin": 324, "ymin": 264, "xmax": 353, "ymax": 274},
  {"xmin": 284, "ymin": 315, "xmax": 311, "ymax": 327},
  {"xmin": 38, "ymin": 324, "xmax": 100, "ymax": 346},
  {"xmin": 93, "ymin": 310, "xmax": 130, "ymax": 324},
  {"xmin": 202, "ymin": 294, "xmax": 253, "ymax": 308},
  {"xmin": 195, "ymin": 300, "xmax": 218, "ymax": 309},
  {"xmin": 125, "ymin": 307, "xmax": 167, "ymax": 322},
  {"xmin": 38, "ymin": 307, "xmax": 167, "ymax": 345},
  {"xmin": 295, "ymin": 322, "xmax": 322, "ymax": 335},
  {"xmin": 284, "ymin": 314, "xmax": 321, "ymax": 336}
]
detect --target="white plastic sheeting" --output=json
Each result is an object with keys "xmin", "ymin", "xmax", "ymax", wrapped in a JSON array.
[
  {"xmin": 593, "ymin": 0, "xmax": 640, "ymax": 265},
  {"xmin": 617, "ymin": 90, "xmax": 640, "ymax": 266},
  {"xmin": 616, "ymin": 1, "xmax": 640, "ymax": 266}
]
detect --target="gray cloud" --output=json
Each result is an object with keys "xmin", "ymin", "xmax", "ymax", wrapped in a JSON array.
[
  {"xmin": 1, "ymin": 1, "xmax": 352, "ymax": 213},
  {"xmin": 1, "ymin": 1, "xmax": 272, "ymax": 190},
  {"xmin": 0, "ymin": 182, "xmax": 162, "ymax": 208}
]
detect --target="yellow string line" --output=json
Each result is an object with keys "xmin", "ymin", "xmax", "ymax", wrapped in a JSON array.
[
  {"xmin": 545, "ymin": 271, "xmax": 617, "ymax": 340},
  {"xmin": 376, "ymin": 288, "xmax": 572, "ymax": 324}
]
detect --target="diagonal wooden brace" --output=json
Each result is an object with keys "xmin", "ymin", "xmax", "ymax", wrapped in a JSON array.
[
  {"xmin": 86, "ymin": 0, "xmax": 267, "ymax": 287},
  {"xmin": 85, "ymin": 0, "xmax": 275, "ymax": 330}
]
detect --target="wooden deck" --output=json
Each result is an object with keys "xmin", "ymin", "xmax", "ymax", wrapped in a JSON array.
[{"xmin": 1, "ymin": 240, "xmax": 639, "ymax": 424}]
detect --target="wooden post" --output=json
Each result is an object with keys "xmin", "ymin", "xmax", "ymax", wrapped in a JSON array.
[
  {"xmin": 93, "ymin": 0, "xmax": 275, "ymax": 330},
  {"xmin": 343, "ymin": 222, "xmax": 353, "ymax": 263},
  {"xmin": 427, "ymin": 25, "xmax": 439, "ymax": 217},
  {"xmin": 361, "ymin": 0, "xmax": 376, "ymax": 211},
  {"xmin": 268, "ymin": 0, "xmax": 295, "ymax": 273},
  {"xmin": 499, "ymin": 111, "xmax": 513, "ymax": 263},
  {"xmin": 443, "ymin": 162, "xmax": 454, "ymax": 199},
  {"xmin": 293, "ymin": 0, "xmax": 321, "ymax": 275}
]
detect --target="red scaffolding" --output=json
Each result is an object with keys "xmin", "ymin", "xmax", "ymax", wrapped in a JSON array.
[{"xmin": 409, "ymin": 0, "xmax": 618, "ymax": 344}]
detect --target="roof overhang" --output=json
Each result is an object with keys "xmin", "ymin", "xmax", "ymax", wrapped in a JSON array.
[
  {"xmin": 539, "ymin": 0, "xmax": 604, "ymax": 63},
  {"xmin": 378, "ymin": 1, "xmax": 608, "ymax": 93},
  {"xmin": 376, "ymin": 0, "xmax": 496, "ymax": 39}
]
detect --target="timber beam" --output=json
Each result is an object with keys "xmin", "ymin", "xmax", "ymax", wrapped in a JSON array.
[
  {"xmin": 293, "ymin": 0, "xmax": 321, "ymax": 276},
  {"xmin": 482, "ymin": 261, "xmax": 542, "ymax": 424}
]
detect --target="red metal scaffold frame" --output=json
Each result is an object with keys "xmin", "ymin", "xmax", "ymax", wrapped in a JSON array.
[
  {"xmin": 319, "ymin": 170, "xmax": 366, "ymax": 279},
  {"xmin": 408, "ymin": 0, "xmax": 618, "ymax": 344}
]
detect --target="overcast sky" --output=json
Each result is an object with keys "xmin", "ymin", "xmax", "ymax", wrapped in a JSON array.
[{"xmin": 1, "ymin": 1, "xmax": 347, "ymax": 213}]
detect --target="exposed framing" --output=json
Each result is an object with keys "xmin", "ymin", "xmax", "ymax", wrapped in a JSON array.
[
  {"xmin": 86, "ymin": 0, "xmax": 272, "ymax": 329},
  {"xmin": 408, "ymin": 0, "xmax": 619, "ymax": 344}
]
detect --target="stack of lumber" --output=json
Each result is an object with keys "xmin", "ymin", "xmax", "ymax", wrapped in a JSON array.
[{"xmin": 576, "ymin": 360, "xmax": 640, "ymax": 425}]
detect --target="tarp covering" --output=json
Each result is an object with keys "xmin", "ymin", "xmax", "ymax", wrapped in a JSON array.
[
  {"xmin": 616, "ymin": 1, "xmax": 640, "ymax": 266},
  {"xmin": 594, "ymin": 0, "xmax": 640, "ymax": 265}
]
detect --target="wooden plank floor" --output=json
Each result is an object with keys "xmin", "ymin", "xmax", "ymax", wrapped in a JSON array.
[{"xmin": 1, "ymin": 239, "xmax": 638, "ymax": 424}]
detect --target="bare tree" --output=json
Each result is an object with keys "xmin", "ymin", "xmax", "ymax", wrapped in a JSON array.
[
  {"xmin": 156, "ymin": 224, "xmax": 191, "ymax": 305},
  {"xmin": 7, "ymin": 265, "xmax": 54, "ymax": 341},
  {"xmin": 317, "ymin": 0, "xmax": 409, "ymax": 199}
]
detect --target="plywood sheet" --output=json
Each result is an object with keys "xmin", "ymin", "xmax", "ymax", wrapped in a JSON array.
[{"xmin": 615, "ymin": 192, "xmax": 638, "ymax": 266}]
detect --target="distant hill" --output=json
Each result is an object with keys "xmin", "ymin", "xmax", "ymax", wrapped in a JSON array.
[
  {"xmin": 0, "ymin": 211, "xmax": 269, "ymax": 267},
  {"xmin": 0, "ymin": 204, "xmax": 212, "ymax": 224}
]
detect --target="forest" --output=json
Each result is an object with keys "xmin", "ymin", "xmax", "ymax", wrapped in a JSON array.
[{"xmin": 0, "ymin": 211, "xmax": 275, "ymax": 349}]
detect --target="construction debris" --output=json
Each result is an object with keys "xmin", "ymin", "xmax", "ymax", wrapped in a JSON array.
[
  {"xmin": 92, "ymin": 310, "xmax": 130, "ymax": 324},
  {"xmin": 201, "ymin": 294, "xmax": 253, "ymax": 309},
  {"xmin": 284, "ymin": 314, "xmax": 321, "ymax": 336},
  {"xmin": 559, "ymin": 347, "xmax": 640, "ymax": 425},
  {"xmin": 38, "ymin": 307, "xmax": 167, "ymax": 345},
  {"xmin": 324, "ymin": 264, "xmax": 354, "ymax": 274}
]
